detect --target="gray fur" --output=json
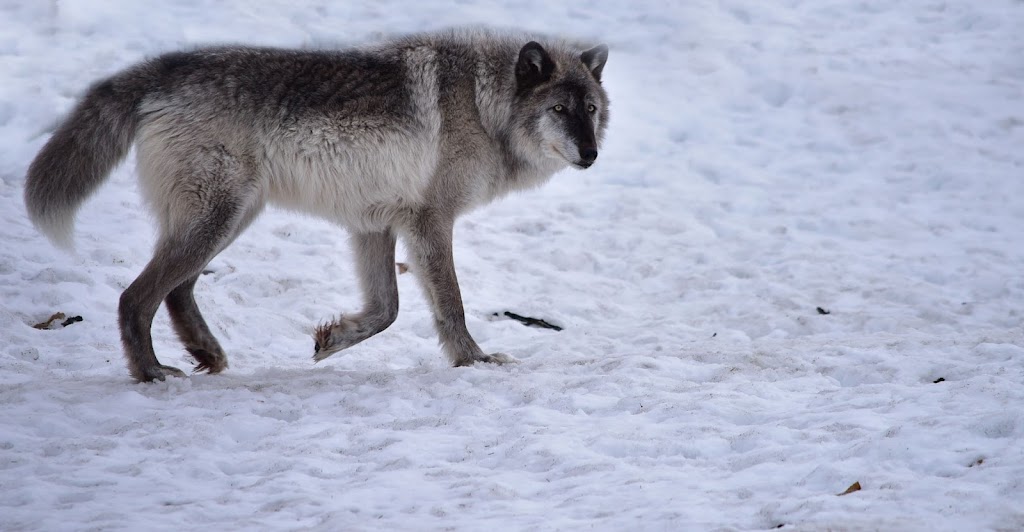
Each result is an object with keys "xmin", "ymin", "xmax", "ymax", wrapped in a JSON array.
[{"xmin": 23, "ymin": 27, "xmax": 610, "ymax": 381}]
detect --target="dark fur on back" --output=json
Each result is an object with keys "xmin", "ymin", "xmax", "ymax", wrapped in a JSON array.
[{"xmin": 151, "ymin": 48, "xmax": 412, "ymax": 122}]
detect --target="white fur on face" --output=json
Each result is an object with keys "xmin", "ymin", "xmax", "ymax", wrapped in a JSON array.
[{"xmin": 537, "ymin": 112, "xmax": 578, "ymax": 165}]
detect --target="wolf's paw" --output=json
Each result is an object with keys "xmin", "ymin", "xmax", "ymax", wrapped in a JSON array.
[
  {"xmin": 139, "ymin": 364, "xmax": 187, "ymax": 382},
  {"xmin": 312, "ymin": 316, "xmax": 365, "ymax": 362},
  {"xmin": 188, "ymin": 347, "xmax": 228, "ymax": 374},
  {"xmin": 455, "ymin": 352, "xmax": 520, "ymax": 367},
  {"xmin": 481, "ymin": 352, "xmax": 519, "ymax": 365}
]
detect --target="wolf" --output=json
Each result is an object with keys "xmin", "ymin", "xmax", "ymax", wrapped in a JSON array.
[{"xmin": 24, "ymin": 27, "xmax": 610, "ymax": 382}]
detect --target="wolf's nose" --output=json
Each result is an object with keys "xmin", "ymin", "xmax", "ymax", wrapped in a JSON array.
[{"xmin": 579, "ymin": 146, "xmax": 598, "ymax": 164}]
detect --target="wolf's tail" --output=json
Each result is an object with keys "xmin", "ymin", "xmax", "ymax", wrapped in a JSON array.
[{"xmin": 24, "ymin": 69, "xmax": 152, "ymax": 249}]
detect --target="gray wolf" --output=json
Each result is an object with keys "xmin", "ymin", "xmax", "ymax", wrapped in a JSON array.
[{"xmin": 24, "ymin": 28, "xmax": 610, "ymax": 382}]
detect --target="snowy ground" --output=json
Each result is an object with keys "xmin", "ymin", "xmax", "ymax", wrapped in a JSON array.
[{"xmin": 2, "ymin": 0, "xmax": 1023, "ymax": 530}]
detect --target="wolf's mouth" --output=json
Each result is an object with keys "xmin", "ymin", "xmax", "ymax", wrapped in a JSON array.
[{"xmin": 552, "ymin": 145, "xmax": 593, "ymax": 170}]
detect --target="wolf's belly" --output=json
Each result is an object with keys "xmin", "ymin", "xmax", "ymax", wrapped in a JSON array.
[{"xmin": 262, "ymin": 127, "xmax": 438, "ymax": 231}]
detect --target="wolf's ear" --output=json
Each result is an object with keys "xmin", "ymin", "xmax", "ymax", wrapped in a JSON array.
[
  {"xmin": 581, "ymin": 44, "xmax": 609, "ymax": 81},
  {"xmin": 516, "ymin": 41, "xmax": 555, "ymax": 92}
]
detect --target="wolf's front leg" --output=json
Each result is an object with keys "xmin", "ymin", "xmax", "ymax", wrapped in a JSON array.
[
  {"xmin": 313, "ymin": 230, "xmax": 399, "ymax": 361},
  {"xmin": 405, "ymin": 213, "xmax": 517, "ymax": 367}
]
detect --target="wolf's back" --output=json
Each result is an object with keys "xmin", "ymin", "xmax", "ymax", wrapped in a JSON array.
[{"xmin": 24, "ymin": 65, "xmax": 154, "ymax": 249}]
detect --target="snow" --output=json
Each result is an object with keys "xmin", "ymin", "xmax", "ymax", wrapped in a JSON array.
[{"xmin": 2, "ymin": 0, "xmax": 1023, "ymax": 530}]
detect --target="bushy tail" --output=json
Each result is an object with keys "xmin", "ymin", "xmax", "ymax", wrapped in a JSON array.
[{"xmin": 25, "ymin": 73, "xmax": 148, "ymax": 249}]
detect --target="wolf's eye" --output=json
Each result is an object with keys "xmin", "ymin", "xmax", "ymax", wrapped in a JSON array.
[
  {"xmin": 552, "ymin": 104, "xmax": 565, "ymax": 113},
  {"xmin": 587, "ymin": 104, "xmax": 597, "ymax": 113}
]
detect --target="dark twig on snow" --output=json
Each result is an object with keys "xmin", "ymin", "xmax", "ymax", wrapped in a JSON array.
[
  {"xmin": 60, "ymin": 315, "xmax": 83, "ymax": 327},
  {"xmin": 498, "ymin": 311, "xmax": 563, "ymax": 331}
]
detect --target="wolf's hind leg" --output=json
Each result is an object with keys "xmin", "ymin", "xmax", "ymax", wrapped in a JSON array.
[
  {"xmin": 121, "ymin": 233, "xmax": 230, "ymax": 382},
  {"xmin": 313, "ymin": 229, "xmax": 399, "ymax": 361},
  {"xmin": 165, "ymin": 275, "xmax": 228, "ymax": 374},
  {"xmin": 123, "ymin": 196, "xmax": 258, "ymax": 382},
  {"xmin": 122, "ymin": 146, "xmax": 261, "ymax": 381}
]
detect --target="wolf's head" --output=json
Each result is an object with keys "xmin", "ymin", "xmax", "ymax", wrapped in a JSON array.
[{"xmin": 514, "ymin": 40, "xmax": 609, "ymax": 170}]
